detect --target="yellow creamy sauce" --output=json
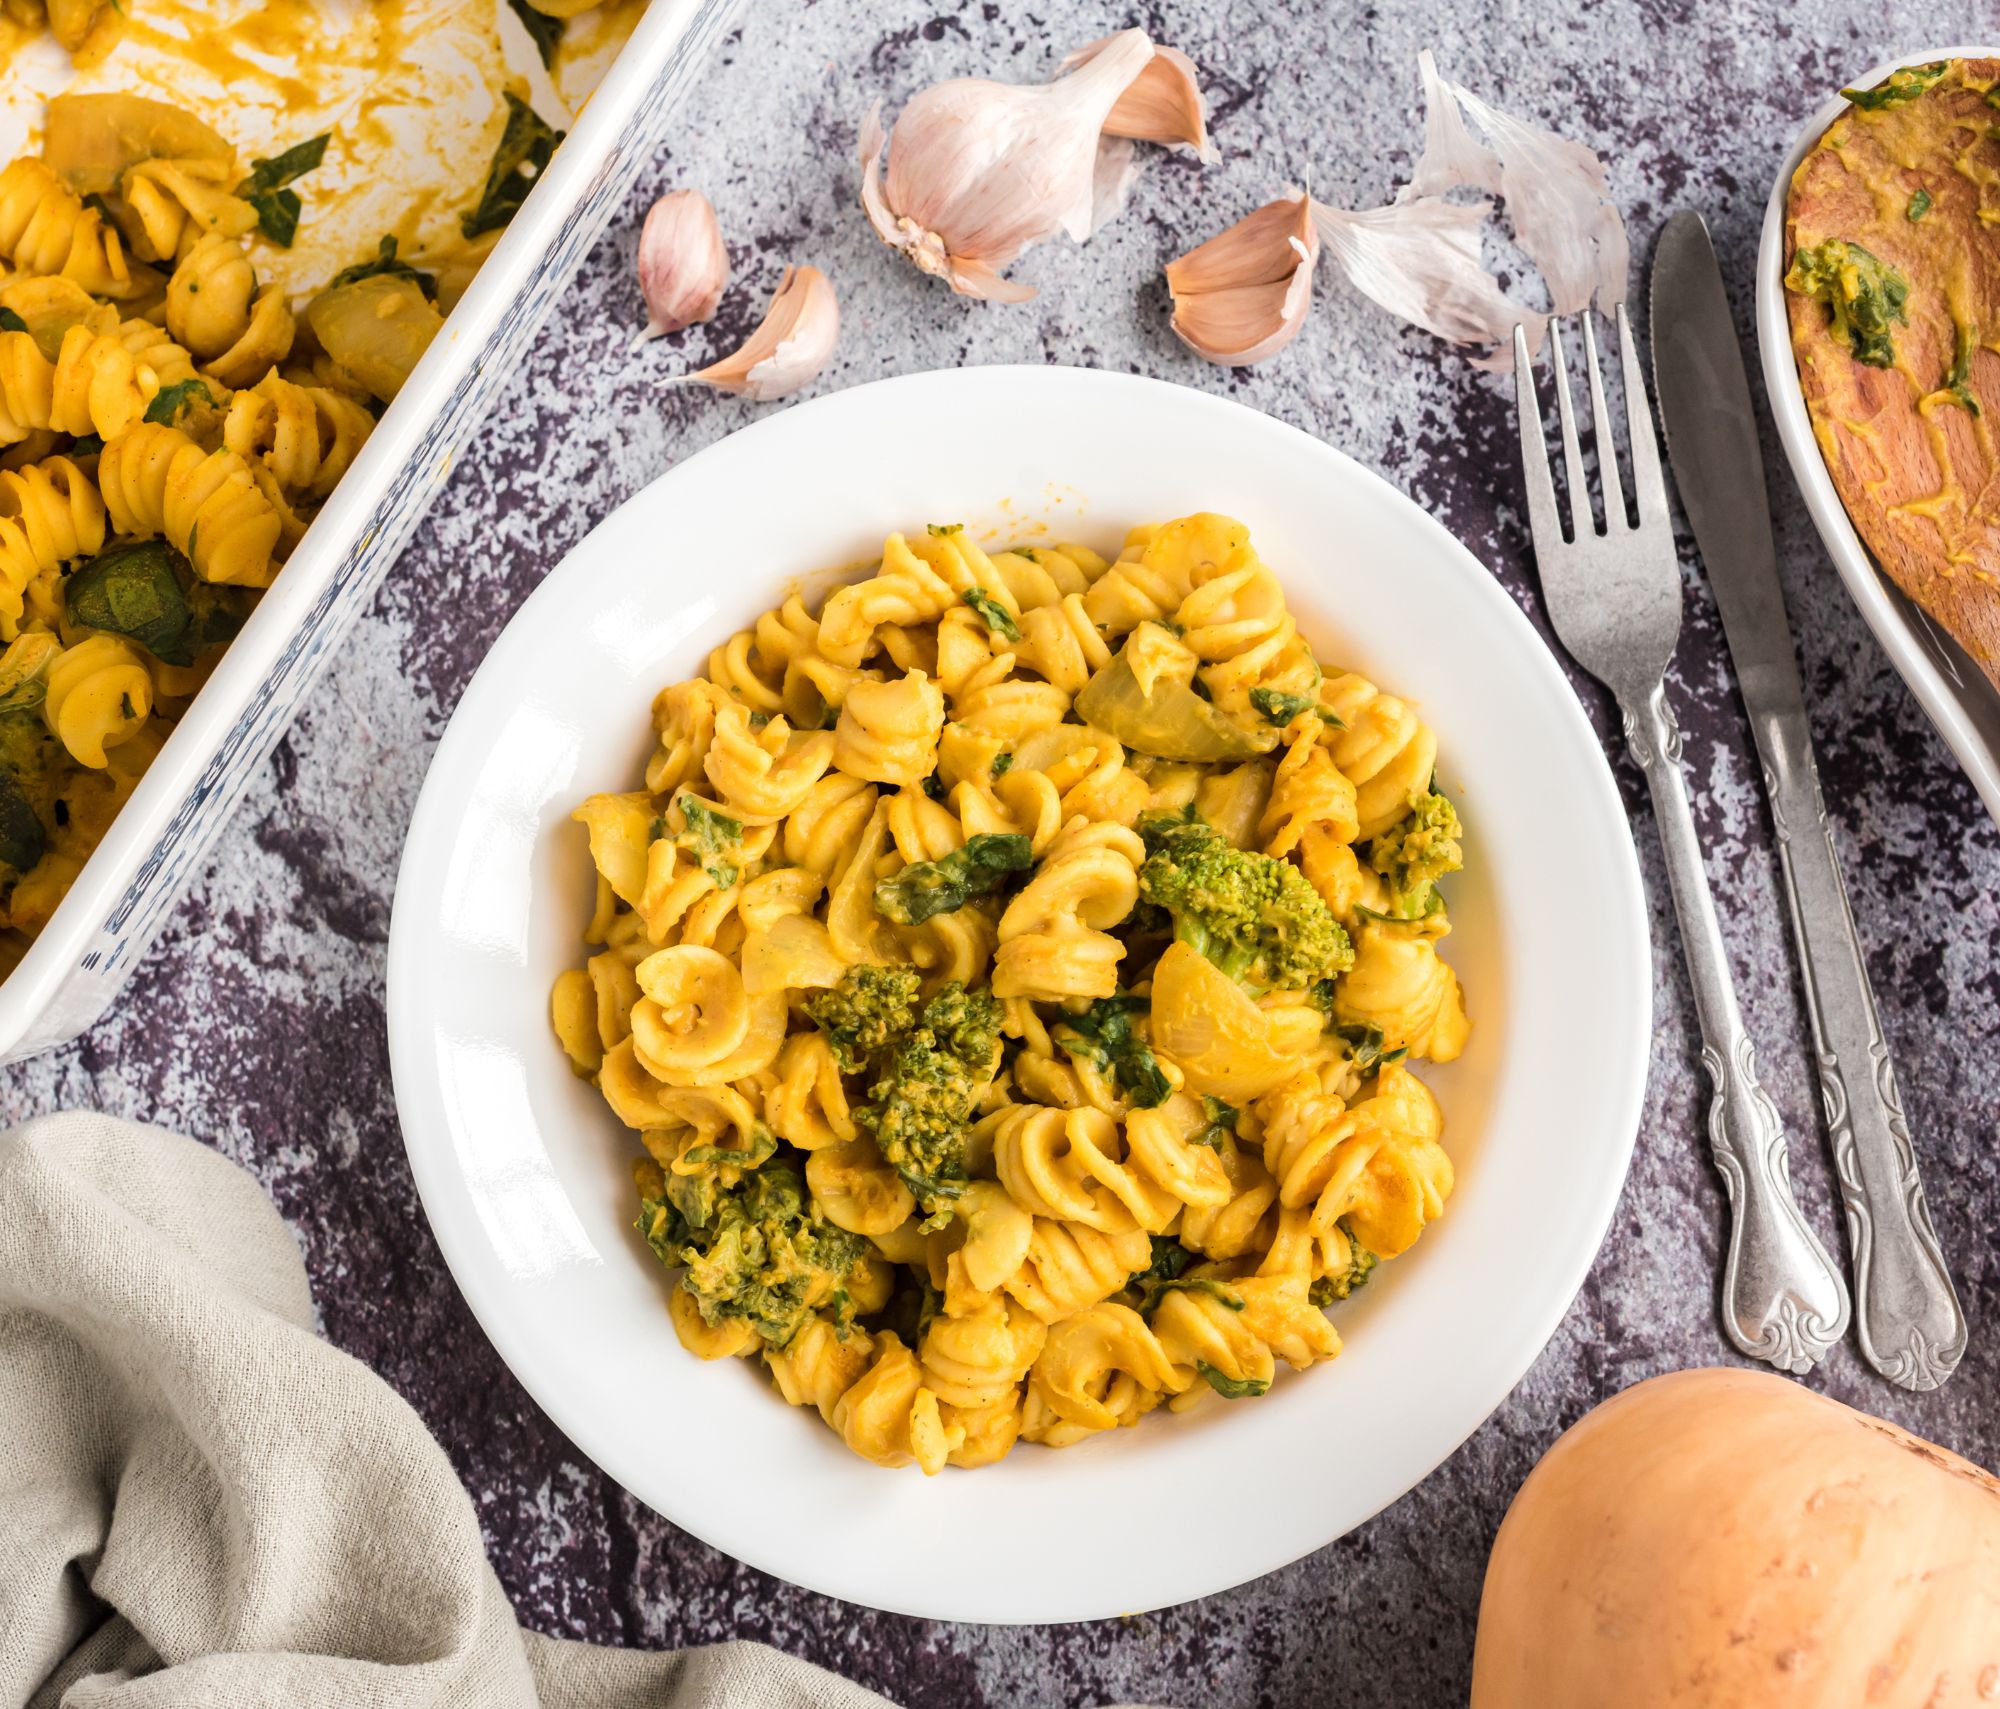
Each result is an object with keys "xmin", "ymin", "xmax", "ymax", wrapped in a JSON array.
[
  {"xmin": 0, "ymin": 0, "xmax": 645, "ymax": 307},
  {"xmin": 1785, "ymin": 58, "xmax": 2000, "ymax": 672}
]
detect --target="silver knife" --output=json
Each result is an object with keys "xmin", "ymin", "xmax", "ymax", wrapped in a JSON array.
[{"xmin": 1649, "ymin": 209, "xmax": 1966, "ymax": 1390}]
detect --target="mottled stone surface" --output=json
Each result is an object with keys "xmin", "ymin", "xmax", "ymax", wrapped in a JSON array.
[{"xmin": 5, "ymin": 2, "xmax": 1999, "ymax": 1703}]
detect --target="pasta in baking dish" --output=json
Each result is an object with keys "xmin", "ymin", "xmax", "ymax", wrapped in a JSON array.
[
  {"xmin": 0, "ymin": 0, "xmax": 635, "ymax": 961},
  {"xmin": 552, "ymin": 513, "xmax": 1472, "ymax": 1472}
]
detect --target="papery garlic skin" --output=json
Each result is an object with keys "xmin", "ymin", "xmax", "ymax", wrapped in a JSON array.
[
  {"xmin": 1309, "ymin": 193, "xmax": 1546, "ymax": 368},
  {"xmin": 674, "ymin": 265, "xmax": 838, "ymax": 402},
  {"xmin": 1165, "ymin": 190, "xmax": 1318, "ymax": 366},
  {"xmin": 637, "ymin": 189, "xmax": 729, "ymax": 341},
  {"xmin": 1402, "ymin": 50, "xmax": 1627, "ymax": 319},
  {"xmin": 859, "ymin": 28, "xmax": 1160, "ymax": 302},
  {"xmin": 1290, "ymin": 53, "xmax": 1627, "ymax": 371}
]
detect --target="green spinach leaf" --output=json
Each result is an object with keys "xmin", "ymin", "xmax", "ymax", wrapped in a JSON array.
[
  {"xmin": 874, "ymin": 832, "xmax": 1032, "ymax": 924},
  {"xmin": 1195, "ymin": 1360, "xmax": 1269, "ymax": 1399},
  {"xmin": 329, "ymin": 235, "xmax": 439, "ymax": 302},
  {"xmin": 1249, "ymin": 686, "xmax": 1315, "ymax": 725},
  {"xmin": 462, "ymin": 93, "xmax": 562, "ymax": 239},
  {"xmin": 236, "ymin": 132, "xmax": 330, "ymax": 247},
  {"xmin": 64, "ymin": 541, "xmax": 196, "ymax": 666},
  {"xmin": 506, "ymin": 0, "xmax": 564, "ymax": 66},
  {"xmin": 961, "ymin": 586, "xmax": 1020, "ymax": 642},
  {"xmin": 143, "ymin": 378, "xmax": 213, "ymax": 427},
  {"xmin": 1053, "ymin": 993, "xmax": 1173, "ymax": 1108},
  {"xmin": 1840, "ymin": 62, "xmax": 1948, "ymax": 109}
]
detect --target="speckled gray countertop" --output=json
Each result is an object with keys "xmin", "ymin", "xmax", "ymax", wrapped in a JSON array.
[{"xmin": 4, "ymin": 2, "xmax": 1997, "ymax": 1704}]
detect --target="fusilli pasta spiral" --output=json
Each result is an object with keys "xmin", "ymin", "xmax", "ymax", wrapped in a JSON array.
[
  {"xmin": 96, "ymin": 422, "xmax": 284, "ymax": 587},
  {"xmin": 119, "ymin": 158, "xmax": 257, "ymax": 265},
  {"xmin": 223, "ymin": 372, "xmax": 375, "ymax": 500},
  {"xmin": 42, "ymin": 633, "xmax": 151, "ymax": 767},
  {"xmin": 166, "ymin": 233, "xmax": 296, "ymax": 388},
  {"xmin": 0, "ymin": 454, "xmax": 103, "ymax": 634},
  {"xmin": 0, "ymin": 158, "xmax": 143, "ymax": 299}
]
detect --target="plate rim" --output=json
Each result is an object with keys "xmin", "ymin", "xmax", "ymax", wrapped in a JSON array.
[
  {"xmin": 386, "ymin": 362, "xmax": 1653, "ymax": 1622},
  {"xmin": 1754, "ymin": 42, "xmax": 2000, "ymax": 829}
]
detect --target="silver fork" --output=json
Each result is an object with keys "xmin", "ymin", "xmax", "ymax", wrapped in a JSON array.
[{"xmin": 1513, "ymin": 310, "xmax": 1850, "ymax": 1375}]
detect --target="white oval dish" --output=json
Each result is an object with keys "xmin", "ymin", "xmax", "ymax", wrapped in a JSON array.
[
  {"xmin": 386, "ymin": 365, "xmax": 1650, "ymax": 1623},
  {"xmin": 1756, "ymin": 44, "xmax": 2000, "ymax": 828}
]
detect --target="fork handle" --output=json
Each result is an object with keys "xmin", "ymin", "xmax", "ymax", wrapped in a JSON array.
[
  {"xmin": 1757, "ymin": 710, "xmax": 1966, "ymax": 1387},
  {"xmin": 1621, "ymin": 682, "xmax": 1851, "ymax": 1373}
]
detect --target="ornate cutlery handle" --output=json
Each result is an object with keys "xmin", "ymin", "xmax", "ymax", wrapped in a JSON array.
[
  {"xmin": 1622, "ymin": 682, "xmax": 1851, "ymax": 1373},
  {"xmin": 1756, "ymin": 714, "xmax": 1966, "ymax": 1388}
]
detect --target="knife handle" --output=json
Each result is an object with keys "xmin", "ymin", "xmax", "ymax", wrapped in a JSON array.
[
  {"xmin": 1622, "ymin": 683, "xmax": 1851, "ymax": 1373},
  {"xmin": 1755, "ymin": 713, "xmax": 1967, "ymax": 1389}
]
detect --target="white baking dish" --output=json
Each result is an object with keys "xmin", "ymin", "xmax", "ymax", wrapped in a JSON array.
[
  {"xmin": 0, "ymin": 0, "xmax": 738, "ymax": 1063},
  {"xmin": 1755, "ymin": 42, "xmax": 2000, "ymax": 829}
]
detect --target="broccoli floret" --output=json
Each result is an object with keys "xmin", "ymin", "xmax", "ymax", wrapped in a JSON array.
[
  {"xmin": 803, "ymin": 964, "xmax": 923, "ymax": 1073},
  {"xmin": 639, "ymin": 1161, "xmax": 867, "ymax": 1349},
  {"xmin": 1053, "ymin": 994, "xmax": 1172, "ymax": 1108},
  {"xmin": 1137, "ymin": 814, "xmax": 1353, "ymax": 991},
  {"xmin": 856, "ymin": 981, "xmax": 1003, "ymax": 1216},
  {"xmin": 1367, "ymin": 790, "xmax": 1463, "ymax": 920},
  {"xmin": 874, "ymin": 831, "xmax": 1033, "ymax": 925},
  {"xmin": 1309, "ymin": 1235, "xmax": 1379, "ymax": 1305}
]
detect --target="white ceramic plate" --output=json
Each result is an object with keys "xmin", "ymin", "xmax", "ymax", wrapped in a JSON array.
[
  {"xmin": 1757, "ymin": 44, "xmax": 2000, "ymax": 828},
  {"xmin": 387, "ymin": 365, "xmax": 1650, "ymax": 1623}
]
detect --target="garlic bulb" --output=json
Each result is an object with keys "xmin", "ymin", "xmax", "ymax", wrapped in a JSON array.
[
  {"xmin": 861, "ymin": 29, "xmax": 1205, "ymax": 302},
  {"xmin": 636, "ymin": 189, "xmax": 728, "ymax": 342},
  {"xmin": 673, "ymin": 265, "xmax": 838, "ymax": 402},
  {"xmin": 1165, "ymin": 191, "xmax": 1317, "ymax": 366}
]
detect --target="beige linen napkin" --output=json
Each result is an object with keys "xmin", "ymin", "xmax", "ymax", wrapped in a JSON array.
[{"xmin": 0, "ymin": 1111, "xmax": 900, "ymax": 1708}]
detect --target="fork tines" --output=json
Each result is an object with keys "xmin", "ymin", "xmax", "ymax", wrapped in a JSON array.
[
  {"xmin": 1513, "ymin": 307, "xmax": 1669, "ymax": 549},
  {"xmin": 1512, "ymin": 308, "xmax": 1682, "ymax": 696}
]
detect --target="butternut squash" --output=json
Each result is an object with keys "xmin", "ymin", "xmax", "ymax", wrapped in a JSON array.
[{"xmin": 1471, "ymin": 1367, "xmax": 2000, "ymax": 1708}]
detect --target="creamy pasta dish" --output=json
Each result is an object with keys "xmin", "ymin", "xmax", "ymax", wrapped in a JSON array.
[
  {"xmin": 552, "ymin": 513, "xmax": 1470, "ymax": 1472},
  {"xmin": 0, "ymin": 0, "xmax": 638, "ymax": 963}
]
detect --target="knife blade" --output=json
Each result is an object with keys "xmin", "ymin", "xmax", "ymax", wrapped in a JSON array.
[{"xmin": 1649, "ymin": 208, "xmax": 1966, "ymax": 1389}]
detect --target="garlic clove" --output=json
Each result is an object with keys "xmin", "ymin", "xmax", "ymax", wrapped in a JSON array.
[
  {"xmin": 859, "ymin": 28, "xmax": 1163, "ymax": 300},
  {"xmin": 673, "ymin": 265, "xmax": 838, "ymax": 402},
  {"xmin": 1069, "ymin": 36, "xmax": 1217, "ymax": 162},
  {"xmin": 1164, "ymin": 190, "xmax": 1318, "ymax": 366},
  {"xmin": 636, "ymin": 189, "xmax": 728, "ymax": 343}
]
